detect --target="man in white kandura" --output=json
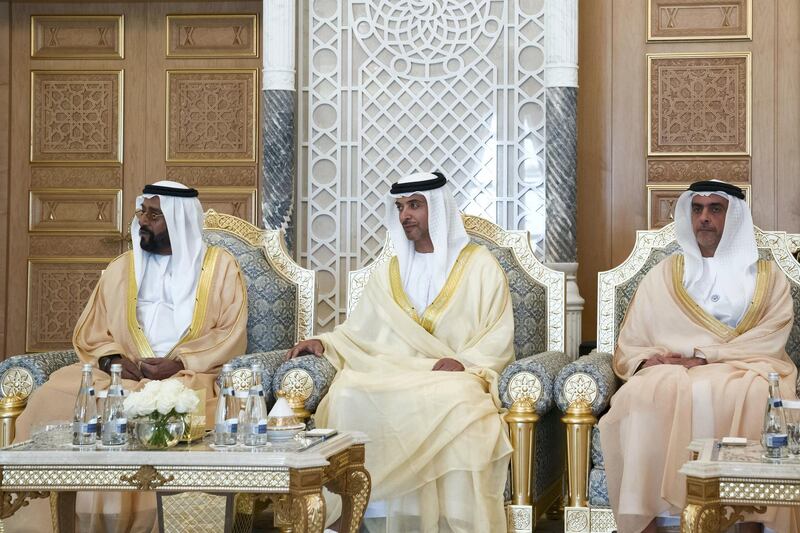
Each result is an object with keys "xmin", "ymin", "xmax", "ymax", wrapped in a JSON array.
[
  {"xmin": 288, "ymin": 172, "xmax": 514, "ymax": 532},
  {"xmin": 599, "ymin": 180, "xmax": 799, "ymax": 533}
]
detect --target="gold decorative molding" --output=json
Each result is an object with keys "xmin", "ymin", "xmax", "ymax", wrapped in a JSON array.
[
  {"xmin": 26, "ymin": 258, "xmax": 112, "ymax": 352},
  {"xmin": 166, "ymin": 165, "xmax": 257, "ymax": 187},
  {"xmin": 647, "ymin": 183, "xmax": 750, "ymax": 229},
  {"xmin": 647, "ymin": 0, "xmax": 751, "ymax": 41},
  {"xmin": 562, "ymin": 373, "xmax": 599, "ymax": 406},
  {"xmin": 0, "ymin": 491, "xmax": 50, "ymax": 520},
  {"xmin": 647, "ymin": 158, "xmax": 750, "ymax": 183},
  {"xmin": 563, "ymin": 506, "xmax": 617, "ymax": 533},
  {"xmin": 196, "ymin": 187, "xmax": 257, "ymax": 225},
  {"xmin": 167, "ymin": 14, "xmax": 258, "ymax": 58},
  {"xmin": 120, "ymin": 465, "xmax": 174, "ymax": 491},
  {"xmin": 166, "ymin": 69, "xmax": 257, "ymax": 163},
  {"xmin": 29, "ymin": 235, "xmax": 124, "ymax": 258},
  {"xmin": 29, "ymin": 188, "xmax": 122, "ymax": 233},
  {"xmin": 31, "ymin": 70, "xmax": 123, "ymax": 164},
  {"xmin": 31, "ymin": 15, "xmax": 124, "ymax": 59},
  {"xmin": 231, "ymin": 368, "xmax": 253, "ymax": 394},
  {"xmin": 507, "ymin": 371, "xmax": 543, "ymax": 404},
  {"xmin": 648, "ymin": 53, "xmax": 750, "ymax": 156},
  {"xmin": 0, "ymin": 369, "xmax": 34, "ymax": 400},
  {"xmin": 281, "ymin": 369, "xmax": 314, "ymax": 402}
]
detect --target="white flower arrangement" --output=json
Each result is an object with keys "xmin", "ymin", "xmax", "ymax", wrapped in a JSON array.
[{"xmin": 124, "ymin": 379, "xmax": 200, "ymax": 418}]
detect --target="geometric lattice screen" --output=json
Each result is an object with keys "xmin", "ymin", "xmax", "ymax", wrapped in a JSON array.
[{"xmin": 299, "ymin": 0, "xmax": 547, "ymax": 330}]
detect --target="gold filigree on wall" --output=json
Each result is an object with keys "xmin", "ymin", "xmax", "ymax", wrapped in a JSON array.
[
  {"xmin": 647, "ymin": 158, "xmax": 750, "ymax": 183},
  {"xmin": 196, "ymin": 187, "xmax": 257, "ymax": 225},
  {"xmin": 167, "ymin": 15, "xmax": 258, "ymax": 58},
  {"xmin": 166, "ymin": 165, "xmax": 257, "ymax": 186},
  {"xmin": 31, "ymin": 71, "xmax": 123, "ymax": 163},
  {"xmin": 30, "ymin": 166, "xmax": 122, "ymax": 188},
  {"xmin": 26, "ymin": 260, "xmax": 109, "ymax": 352},
  {"xmin": 31, "ymin": 15, "xmax": 124, "ymax": 59},
  {"xmin": 648, "ymin": 54, "xmax": 750, "ymax": 156},
  {"xmin": 29, "ymin": 189, "xmax": 122, "ymax": 233},
  {"xmin": 29, "ymin": 235, "xmax": 123, "ymax": 258},
  {"xmin": 166, "ymin": 70, "xmax": 257, "ymax": 163},
  {"xmin": 648, "ymin": 0, "xmax": 751, "ymax": 41},
  {"xmin": 647, "ymin": 184, "xmax": 750, "ymax": 229}
]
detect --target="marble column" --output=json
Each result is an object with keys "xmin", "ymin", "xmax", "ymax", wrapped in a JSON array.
[
  {"xmin": 262, "ymin": 0, "xmax": 296, "ymax": 250},
  {"xmin": 545, "ymin": 0, "xmax": 583, "ymax": 359}
]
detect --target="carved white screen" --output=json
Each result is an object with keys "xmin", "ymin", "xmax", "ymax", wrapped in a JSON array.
[{"xmin": 298, "ymin": 0, "xmax": 547, "ymax": 330}]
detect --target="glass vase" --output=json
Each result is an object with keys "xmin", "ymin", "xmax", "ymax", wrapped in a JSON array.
[{"xmin": 135, "ymin": 415, "xmax": 185, "ymax": 449}]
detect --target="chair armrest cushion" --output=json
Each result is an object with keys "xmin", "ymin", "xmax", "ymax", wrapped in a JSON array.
[
  {"xmin": 0, "ymin": 350, "xmax": 79, "ymax": 400},
  {"xmin": 272, "ymin": 355, "xmax": 336, "ymax": 413},
  {"xmin": 554, "ymin": 350, "xmax": 618, "ymax": 416},
  {"xmin": 499, "ymin": 350, "xmax": 572, "ymax": 415},
  {"xmin": 224, "ymin": 349, "xmax": 288, "ymax": 404}
]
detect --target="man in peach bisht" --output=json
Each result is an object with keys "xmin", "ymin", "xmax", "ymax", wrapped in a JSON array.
[
  {"xmin": 13, "ymin": 180, "xmax": 247, "ymax": 532},
  {"xmin": 287, "ymin": 172, "xmax": 514, "ymax": 532},
  {"xmin": 599, "ymin": 180, "xmax": 799, "ymax": 533}
]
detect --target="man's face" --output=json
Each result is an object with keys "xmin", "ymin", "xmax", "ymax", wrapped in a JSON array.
[
  {"xmin": 691, "ymin": 194, "xmax": 728, "ymax": 257},
  {"xmin": 138, "ymin": 196, "xmax": 171, "ymax": 254},
  {"xmin": 395, "ymin": 194, "xmax": 430, "ymax": 243}
]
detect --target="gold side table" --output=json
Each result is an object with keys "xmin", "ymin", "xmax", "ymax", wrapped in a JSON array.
[
  {"xmin": 680, "ymin": 439, "xmax": 800, "ymax": 533},
  {"xmin": 0, "ymin": 431, "xmax": 370, "ymax": 533}
]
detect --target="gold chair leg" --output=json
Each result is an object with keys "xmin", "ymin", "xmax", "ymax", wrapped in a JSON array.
[
  {"xmin": 561, "ymin": 399, "xmax": 596, "ymax": 508},
  {"xmin": 505, "ymin": 399, "xmax": 539, "ymax": 533},
  {"xmin": 0, "ymin": 396, "xmax": 27, "ymax": 447}
]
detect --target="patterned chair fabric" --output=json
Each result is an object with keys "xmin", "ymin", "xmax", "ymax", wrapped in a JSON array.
[
  {"xmin": 0, "ymin": 211, "xmax": 315, "ymax": 405},
  {"xmin": 554, "ymin": 223, "xmax": 800, "ymax": 523},
  {"xmin": 274, "ymin": 214, "xmax": 569, "ymax": 505}
]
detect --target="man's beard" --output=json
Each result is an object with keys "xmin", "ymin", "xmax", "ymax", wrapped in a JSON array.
[{"xmin": 139, "ymin": 228, "xmax": 171, "ymax": 253}]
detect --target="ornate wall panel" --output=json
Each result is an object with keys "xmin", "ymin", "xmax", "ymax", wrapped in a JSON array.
[
  {"xmin": 647, "ymin": 158, "xmax": 750, "ymax": 182},
  {"xmin": 648, "ymin": 0, "xmax": 751, "ymax": 41},
  {"xmin": 31, "ymin": 70, "xmax": 123, "ymax": 163},
  {"xmin": 165, "ymin": 165, "xmax": 257, "ymax": 187},
  {"xmin": 648, "ymin": 53, "xmax": 750, "ymax": 156},
  {"xmin": 30, "ymin": 166, "xmax": 122, "ymax": 189},
  {"xmin": 647, "ymin": 183, "xmax": 750, "ymax": 229},
  {"xmin": 196, "ymin": 187, "xmax": 257, "ymax": 224},
  {"xmin": 300, "ymin": 0, "xmax": 547, "ymax": 329},
  {"xmin": 166, "ymin": 70, "xmax": 257, "ymax": 163},
  {"xmin": 31, "ymin": 15, "xmax": 124, "ymax": 59},
  {"xmin": 26, "ymin": 259, "xmax": 109, "ymax": 352},
  {"xmin": 166, "ymin": 15, "xmax": 258, "ymax": 58},
  {"xmin": 29, "ymin": 189, "xmax": 122, "ymax": 233},
  {"xmin": 29, "ymin": 236, "xmax": 123, "ymax": 258}
]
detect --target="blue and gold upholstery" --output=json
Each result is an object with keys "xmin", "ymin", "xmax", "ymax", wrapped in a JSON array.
[
  {"xmin": 0, "ymin": 210, "xmax": 315, "ymax": 441},
  {"xmin": 555, "ymin": 223, "xmax": 800, "ymax": 533},
  {"xmin": 273, "ymin": 214, "xmax": 569, "ymax": 532}
]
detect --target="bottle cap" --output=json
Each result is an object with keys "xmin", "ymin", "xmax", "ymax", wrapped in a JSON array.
[
  {"xmin": 82, "ymin": 363, "xmax": 93, "ymax": 372},
  {"xmin": 251, "ymin": 363, "xmax": 263, "ymax": 372},
  {"xmin": 110, "ymin": 364, "xmax": 122, "ymax": 372},
  {"xmin": 769, "ymin": 372, "xmax": 780, "ymax": 381},
  {"xmin": 222, "ymin": 363, "xmax": 233, "ymax": 372}
]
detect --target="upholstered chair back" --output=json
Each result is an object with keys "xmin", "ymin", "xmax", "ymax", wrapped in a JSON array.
[
  {"xmin": 202, "ymin": 210, "xmax": 315, "ymax": 352},
  {"xmin": 347, "ymin": 214, "xmax": 566, "ymax": 357},
  {"xmin": 597, "ymin": 223, "xmax": 800, "ymax": 371}
]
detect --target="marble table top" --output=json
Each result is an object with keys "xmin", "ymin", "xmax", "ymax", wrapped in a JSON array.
[
  {"xmin": 0, "ymin": 430, "xmax": 369, "ymax": 470},
  {"xmin": 680, "ymin": 438, "xmax": 800, "ymax": 480}
]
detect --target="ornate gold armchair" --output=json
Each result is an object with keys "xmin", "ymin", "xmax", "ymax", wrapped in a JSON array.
[
  {"xmin": 553, "ymin": 223, "xmax": 800, "ymax": 533},
  {"xmin": 0, "ymin": 210, "xmax": 316, "ymax": 444},
  {"xmin": 273, "ymin": 214, "xmax": 570, "ymax": 532}
]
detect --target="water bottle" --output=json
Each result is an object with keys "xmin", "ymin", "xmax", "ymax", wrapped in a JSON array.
[
  {"xmin": 242, "ymin": 364, "xmax": 269, "ymax": 446},
  {"xmin": 101, "ymin": 364, "xmax": 128, "ymax": 446},
  {"xmin": 72, "ymin": 363, "xmax": 98, "ymax": 445},
  {"xmin": 214, "ymin": 364, "xmax": 239, "ymax": 446},
  {"xmin": 762, "ymin": 372, "xmax": 789, "ymax": 459}
]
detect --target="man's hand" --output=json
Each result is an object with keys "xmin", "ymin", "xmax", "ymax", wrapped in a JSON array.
[
  {"xmin": 286, "ymin": 339, "xmax": 324, "ymax": 360},
  {"xmin": 640, "ymin": 353, "xmax": 707, "ymax": 371},
  {"xmin": 432, "ymin": 358, "xmax": 465, "ymax": 372},
  {"xmin": 119, "ymin": 358, "xmax": 143, "ymax": 380},
  {"xmin": 139, "ymin": 358, "xmax": 185, "ymax": 380}
]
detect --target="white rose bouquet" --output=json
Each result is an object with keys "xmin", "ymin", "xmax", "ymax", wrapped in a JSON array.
[{"xmin": 124, "ymin": 379, "xmax": 200, "ymax": 448}]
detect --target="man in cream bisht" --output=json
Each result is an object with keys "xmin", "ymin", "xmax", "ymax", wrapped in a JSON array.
[
  {"xmin": 599, "ymin": 180, "xmax": 799, "ymax": 533},
  {"xmin": 14, "ymin": 181, "xmax": 248, "ymax": 532},
  {"xmin": 287, "ymin": 172, "xmax": 514, "ymax": 532}
]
